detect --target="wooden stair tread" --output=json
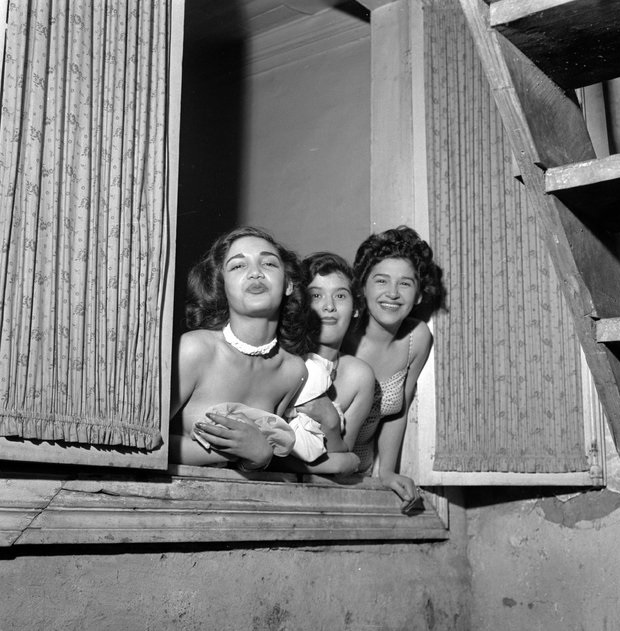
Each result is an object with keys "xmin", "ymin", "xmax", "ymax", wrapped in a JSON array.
[
  {"xmin": 596, "ymin": 318, "xmax": 620, "ymax": 343},
  {"xmin": 490, "ymin": 0, "xmax": 620, "ymax": 89},
  {"xmin": 545, "ymin": 154, "xmax": 620, "ymax": 230}
]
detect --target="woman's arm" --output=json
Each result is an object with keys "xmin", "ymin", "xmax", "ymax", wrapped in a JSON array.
[
  {"xmin": 338, "ymin": 358, "xmax": 375, "ymax": 452},
  {"xmin": 376, "ymin": 322, "xmax": 433, "ymax": 507},
  {"xmin": 296, "ymin": 394, "xmax": 348, "ymax": 452},
  {"xmin": 169, "ymin": 433, "xmax": 234, "ymax": 467},
  {"xmin": 275, "ymin": 354, "xmax": 308, "ymax": 417},
  {"xmin": 276, "ymin": 451, "xmax": 360, "ymax": 475},
  {"xmin": 169, "ymin": 333, "xmax": 201, "ymax": 421}
]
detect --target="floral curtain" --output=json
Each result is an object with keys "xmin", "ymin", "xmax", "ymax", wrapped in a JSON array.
[
  {"xmin": 0, "ymin": 0, "xmax": 170, "ymax": 449},
  {"xmin": 426, "ymin": 0, "xmax": 588, "ymax": 472}
]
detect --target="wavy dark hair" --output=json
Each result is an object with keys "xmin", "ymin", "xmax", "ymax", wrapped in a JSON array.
[
  {"xmin": 353, "ymin": 225, "xmax": 446, "ymax": 323},
  {"xmin": 184, "ymin": 226, "xmax": 309, "ymax": 355}
]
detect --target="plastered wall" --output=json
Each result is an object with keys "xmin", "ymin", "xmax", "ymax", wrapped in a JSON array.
[
  {"xmin": 0, "ymin": 527, "xmax": 470, "ymax": 631},
  {"xmin": 468, "ymin": 439, "xmax": 620, "ymax": 631}
]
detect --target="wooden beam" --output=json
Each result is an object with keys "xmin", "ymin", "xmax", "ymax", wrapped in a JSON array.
[
  {"xmin": 491, "ymin": 0, "xmax": 620, "ymax": 89},
  {"xmin": 497, "ymin": 34, "xmax": 595, "ymax": 169},
  {"xmin": 368, "ymin": 0, "xmax": 415, "ymax": 232},
  {"xmin": 546, "ymin": 154, "xmax": 620, "ymax": 231},
  {"xmin": 459, "ymin": 0, "xmax": 620, "ymax": 445},
  {"xmin": 596, "ymin": 318, "xmax": 620, "ymax": 343},
  {"xmin": 355, "ymin": 0, "xmax": 400, "ymax": 10}
]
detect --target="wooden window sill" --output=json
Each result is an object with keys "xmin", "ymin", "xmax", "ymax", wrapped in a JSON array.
[{"xmin": 0, "ymin": 465, "xmax": 448, "ymax": 547}]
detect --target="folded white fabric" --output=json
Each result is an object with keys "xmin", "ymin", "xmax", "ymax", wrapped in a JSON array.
[
  {"xmin": 288, "ymin": 412, "xmax": 327, "ymax": 462},
  {"xmin": 192, "ymin": 401, "xmax": 296, "ymax": 457},
  {"xmin": 280, "ymin": 353, "xmax": 336, "ymax": 462},
  {"xmin": 291, "ymin": 353, "xmax": 335, "ymax": 406},
  {"xmin": 332, "ymin": 400, "xmax": 346, "ymax": 433}
]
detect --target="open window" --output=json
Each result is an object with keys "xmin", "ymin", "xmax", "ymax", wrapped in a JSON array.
[
  {"xmin": 1, "ymin": 0, "xmax": 612, "ymax": 548},
  {"xmin": 0, "ymin": 0, "xmax": 450, "ymax": 546}
]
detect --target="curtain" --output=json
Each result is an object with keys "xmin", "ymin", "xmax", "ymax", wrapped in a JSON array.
[
  {"xmin": 426, "ymin": 0, "xmax": 588, "ymax": 472},
  {"xmin": 0, "ymin": 0, "xmax": 169, "ymax": 449}
]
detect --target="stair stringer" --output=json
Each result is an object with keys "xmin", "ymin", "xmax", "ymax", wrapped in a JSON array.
[{"xmin": 458, "ymin": 0, "xmax": 620, "ymax": 448}]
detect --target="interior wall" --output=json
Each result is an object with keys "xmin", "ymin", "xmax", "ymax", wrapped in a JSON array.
[{"xmin": 240, "ymin": 21, "xmax": 371, "ymax": 262}]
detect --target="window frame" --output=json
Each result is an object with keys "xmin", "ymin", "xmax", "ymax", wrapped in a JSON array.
[
  {"xmin": 0, "ymin": 0, "xmax": 449, "ymax": 547},
  {"xmin": 1, "ymin": 0, "xmax": 606, "ymax": 550},
  {"xmin": 0, "ymin": 466, "xmax": 448, "ymax": 547}
]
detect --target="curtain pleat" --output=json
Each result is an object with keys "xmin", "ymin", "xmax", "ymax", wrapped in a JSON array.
[
  {"xmin": 0, "ymin": 0, "xmax": 169, "ymax": 449},
  {"xmin": 426, "ymin": 0, "xmax": 588, "ymax": 472}
]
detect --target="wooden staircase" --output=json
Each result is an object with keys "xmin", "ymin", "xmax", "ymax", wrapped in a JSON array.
[{"xmin": 458, "ymin": 0, "xmax": 620, "ymax": 448}]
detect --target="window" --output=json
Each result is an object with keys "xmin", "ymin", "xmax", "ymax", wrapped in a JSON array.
[
  {"xmin": 2, "ymin": 0, "xmax": 604, "ymax": 549},
  {"xmin": 0, "ymin": 0, "xmax": 449, "ymax": 548}
]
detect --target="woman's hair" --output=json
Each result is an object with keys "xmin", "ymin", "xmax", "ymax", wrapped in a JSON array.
[
  {"xmin": 353, "ymin": 225, "xmax": 446, "ymax": 319},
  {"xmin": 184, "ymin": 226, "xmax": 309, "ymax": 355}
]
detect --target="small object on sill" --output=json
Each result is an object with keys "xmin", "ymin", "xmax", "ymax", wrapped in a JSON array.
[{"xmin": 401, "ymin": 494, "xmax": 425, "ymax": 516}]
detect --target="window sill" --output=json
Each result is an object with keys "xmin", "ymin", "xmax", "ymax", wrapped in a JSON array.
[{"xmin": 0, "ymin": 465, "xmax": 448, "ymax": 547}]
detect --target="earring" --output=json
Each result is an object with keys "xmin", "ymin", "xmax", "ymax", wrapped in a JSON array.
[{"xmin": 353, "ymin": 310, "xmax": 359, "ymax": 318}]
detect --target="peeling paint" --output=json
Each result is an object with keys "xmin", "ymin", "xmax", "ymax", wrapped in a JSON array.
[{"xmin": 537, "ymin": 489, "xmax": 620, "ymax": 528}]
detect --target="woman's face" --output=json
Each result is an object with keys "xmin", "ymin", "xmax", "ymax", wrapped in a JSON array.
[
  {"xmin": 222, "ymin": 236, "xmax": 290, "ymax": 318},
  {"xmin": 363, "ymin": 257, "xmax": 419, "ymax": 331},
  {"xmin": 308, "ymin": 271, "xmax": 354, "ymax": 350}
]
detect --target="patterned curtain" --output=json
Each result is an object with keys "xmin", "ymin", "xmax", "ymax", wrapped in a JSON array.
[
  {"xmin": 0, "ymin": 0, "xmax": 170, "ymax": 449},
  {"xmin": 426, "ymin": 0, "xmax": 588, "ymax": 472}
]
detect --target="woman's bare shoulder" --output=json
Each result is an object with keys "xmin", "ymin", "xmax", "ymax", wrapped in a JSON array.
[
  {"xmin": 338, "ymin": 354, "xmax": 375, "ymax": 385},
  {"xmin": 279, "ymin": 350, "xmax": 307, "ymax": 378},
  {"xmin": 403, "ymin": 318, "xmax": 433, "ymax": 347},
  {"xmin": 411, "ymin": 319, "xmax": 432, "ymax": 349},
  {"xmin": 177, "ymin": 329, "xmax": 220, "ymax": 365}
]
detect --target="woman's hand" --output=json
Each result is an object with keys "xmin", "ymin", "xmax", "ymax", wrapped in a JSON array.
[
  {"xmin": 194, "ymin": 412, "xmax": 273, "ymax": 470},
  {"xmin": 379, "ymin": 470, "xmax": 424, "ymax": 514},
  {"xmin": 297, "ymin": 395, "xmax": 348, "ymax": 452},
  {"xmin": 297, "ymin": 396, "xmax": 341, "ymax": 433}
]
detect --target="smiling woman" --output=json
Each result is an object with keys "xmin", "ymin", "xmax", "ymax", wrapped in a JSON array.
[
  {"xmin": 169, "ymin": 226, "xmax": 308, "ymax": 469},
  {"xmin": 344, "ymin": 225, "xmax": 446, "ymax": 513}
]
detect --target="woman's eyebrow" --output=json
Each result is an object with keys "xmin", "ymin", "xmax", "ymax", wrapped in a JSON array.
[
  {"xmin": 225, "ymin": 250, "xmax": 280, "ymax": 265},
  {"xmin": 225, "ymin": 253, "xmax": 246, "ymax": 265},
  {"xmin": 260, "ymin": 251, "xmax": 281, "ymax": 259}
]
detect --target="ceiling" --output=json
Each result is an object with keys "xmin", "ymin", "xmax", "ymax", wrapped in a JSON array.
[{"xmin": 184, "ymin": 0, "xmax": 363, "ymax": 46}]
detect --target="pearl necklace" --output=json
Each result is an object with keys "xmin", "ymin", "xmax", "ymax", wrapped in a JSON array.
[{"xmin": 222, "ymin": 323, "xmax": 278, "ymax": 356}]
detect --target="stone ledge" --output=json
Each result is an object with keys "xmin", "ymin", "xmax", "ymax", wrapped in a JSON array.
[{"xmin": 0, "ymin": 467, "xmax": 448, "ymax": 547}]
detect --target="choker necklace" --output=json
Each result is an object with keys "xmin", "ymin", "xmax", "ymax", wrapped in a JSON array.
[{"xmin": 223, "ymin": 323, "xmax": 278, "ymax": 356}]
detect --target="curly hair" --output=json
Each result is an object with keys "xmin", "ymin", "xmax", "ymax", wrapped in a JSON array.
[
  {"xmin": 184, "ymin": 226, "xmax": 310, "ymax": 356},
  {"xmin": 353, "ymin": 225, "xmax": 446, "ymax": 320}
]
